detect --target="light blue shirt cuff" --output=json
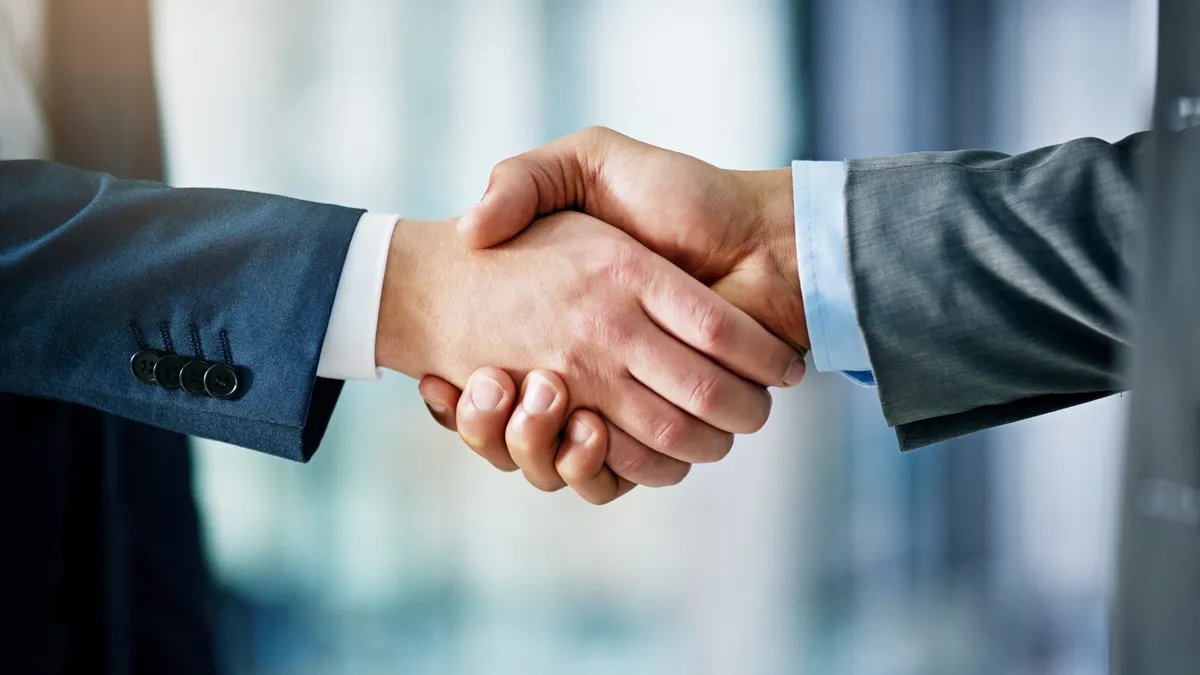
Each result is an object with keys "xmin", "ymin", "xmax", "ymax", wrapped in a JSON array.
[{"xmin": 791, "ymin": 160, "xmax": 874, "ymax": 379}]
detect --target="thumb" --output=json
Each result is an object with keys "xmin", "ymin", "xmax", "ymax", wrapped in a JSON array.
[
  {"xmin": 457, "ymin": 155, "xmax": 545, "ymax": 249},
  {"xmin": 458, "ymin": 128, "xmax": 615, "ymax": 249},
  {"xmin": 418, "ymin": 375, "xmax": 463, "ymax": 431}
]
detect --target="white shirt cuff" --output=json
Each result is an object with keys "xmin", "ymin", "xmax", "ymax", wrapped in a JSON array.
[
  {"xmin": 316, "ymin": 212, "xmax": 399, "ymax": 381},
  {"xmin": 792, "ymin": 160, "xmax": 873, "ymax": 374}
]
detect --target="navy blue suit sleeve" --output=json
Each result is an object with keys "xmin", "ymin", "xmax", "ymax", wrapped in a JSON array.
[{"xmin": 0, "ymin": 160, "xmax": 365, "ymax": 461}]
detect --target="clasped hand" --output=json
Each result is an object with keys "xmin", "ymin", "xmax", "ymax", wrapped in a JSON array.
[{"xmin": 380, "ymin": 128, "xmax": 810, "ymax": 504}]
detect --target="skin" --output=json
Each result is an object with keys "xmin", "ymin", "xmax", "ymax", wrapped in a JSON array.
[
  {"xmin": 418, "ymin": 127, "xmax": 809, "ymax": 504},
  {"xmin": 379, "ymin": 210, "xmax": 804, "ymax": 492},
  {"xmin": 421, "ymin": 369, "xmax": 623, "ymax": 503}
]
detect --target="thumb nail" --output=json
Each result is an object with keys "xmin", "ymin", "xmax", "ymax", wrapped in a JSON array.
[
  {"xmin": 782, "ymin": 357, "xmax": 806, "ymax": 387},
  {"xmin": 422, "ymin": 396, "xmax": 447, "ymax": 415},
  {"xmin": 469, "ymin": 374, "xmax": 504, "ymax": 411}
]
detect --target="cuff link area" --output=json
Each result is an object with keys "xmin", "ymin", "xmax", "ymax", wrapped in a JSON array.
[{"xmin": 130, "ymin": 348, "xmax": 241, "ymax": 400}]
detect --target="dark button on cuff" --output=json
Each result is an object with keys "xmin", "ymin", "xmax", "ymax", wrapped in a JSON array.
[
  {"xmin": 180, "ymin": 360, "xmax": 211, "ymax": 396},
  {"xmin": 154, "ymin": 355, "xmax": 185, "ymax": 390},
  {"xmin": 130, "ymin": 349, "xmax": 162, "ymax": 384},
  {"xmin": 204, "ymin": 363, "xmax": 239, "ymax": 399}
]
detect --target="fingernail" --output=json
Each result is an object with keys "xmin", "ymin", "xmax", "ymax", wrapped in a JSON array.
[
  {"xmin": 569, "ymin": 419, "xmax": 595, "ymax": 444},
  {"xmin": 782, "ymin": 357, "xmax": 806, "ymax": 387},
  {"xmin": 522, "ymin": 373, "xmax": 556, "ymax": 414},
  {"xmin": 423, "ymin": 397, "xmax": 447, "ymax": 415},
  {"xmin": 469, "ymin": 374, "xmax": 504, "ymax": 411}
]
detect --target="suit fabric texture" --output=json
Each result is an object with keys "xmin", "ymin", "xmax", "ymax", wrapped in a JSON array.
[
  {"xmin": 843, "ymin": 0, "xmax": 1197, "ymax": 670},
  {"xmin": 845, "ymin": 132, "xmax": 1144, "ymax": 450},
  {"xmin": 0, "ymin": 0, "xmax": 358, "ymax": 672}
]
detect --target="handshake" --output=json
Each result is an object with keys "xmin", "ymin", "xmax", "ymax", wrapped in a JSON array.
[{"xmin": 377, "ymin": 127, "xmax": 810, "ymax": 504}]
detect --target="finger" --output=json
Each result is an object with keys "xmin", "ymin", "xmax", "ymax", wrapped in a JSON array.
[
  {"xmin": 457, "ymin": 127, "xmax": 625, "ymax": 249},
  {"xmin": 506, "ymin": 370, "xmax": 571, "ymax": 492},
  {"xmin": 457, "ymin": 155, "xmax": 550, "ymax": 249},
  {"xmin": 555, "ymin": 410, "xmax": 637, "ymax": 505},
  {"xmin": 711, "ymin": 271, "xmax": 809, "ymax": 379},
  {"xmin": 601, "ymin": 417, "xmax": 692, "ymax": 487},
  {"xmin": 627, "ymin": 328, "xmax": 772, "ymax": 434},
  {"xmin": 418, "ymin": 376, "xmax": 463, "ymax": 431},
  {"xmin": 606, "ymin": 377, "xmax": 734, "ymax": 465},
  {"xmin": 457, "ymin": 368, "xmax": 519, "ymax": 472},
  {"xmin": 639, "ymin": 262, "xmax": 806, "ymax": 388}
]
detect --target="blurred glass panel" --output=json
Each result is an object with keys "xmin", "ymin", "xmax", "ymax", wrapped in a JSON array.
[
  {"xmin": 157, "ymin": 1, "xmax": 803, "ymax": 673},
  {"xmin": 153, "ymin": 0, "xmax": 1151, "ymax": 673}
]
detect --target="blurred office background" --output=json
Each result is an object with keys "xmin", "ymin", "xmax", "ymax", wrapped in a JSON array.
[{"xmin": 152, "ymin": 0, "xmax": 1157, "ymax": 673}]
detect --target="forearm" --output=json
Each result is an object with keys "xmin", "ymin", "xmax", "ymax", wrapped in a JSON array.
[
  {"xmin": 0, "ymin": 160, "xmax": 363, "ymax": 460},
  {"xmin": 845, "ymin": 132, "xmax": 1147, "ymax": 448}
]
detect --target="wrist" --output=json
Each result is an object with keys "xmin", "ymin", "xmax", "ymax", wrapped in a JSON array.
[
  {"xmin": 741, "ymin": 167, "xmax": 810, "ymax": 350},
  {"xmin": 376, "ymin": 218, "xmax": 456, "ymax": 378}
]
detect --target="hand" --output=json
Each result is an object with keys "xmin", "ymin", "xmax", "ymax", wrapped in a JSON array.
[
  {"xmin": 419, "ymin": 127, "xmax": 809, "ymax": 502},
  {"xmin": 458, "ymin": 126, "xmax": 807, "ymax": 350},
  {"xmin": 419, "ymin": 368, "xmax": 624, "ymax": 504},
  {"xmin": 382, "ymin": 211, "xmax": 804, "ymax": 490}
]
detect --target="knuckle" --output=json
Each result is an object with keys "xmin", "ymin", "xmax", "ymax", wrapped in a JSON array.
[
  {"xmin": 607, "ymin": 448, "xmax": 649, "ymax": 479},
  {"xmin": 577, "ymin": 125, "xmax": 614, "ymax": 144},
  {"xmin": 490, "ymin": 156, "xmax": 529, "ymax": 186},
  {"xmin": 530, "ymin": 156, "xmax": 566, "ymax": 196},
  {"xmin": 597, "ymin": 242, "xmax": 642, "ymax": 286},
  {"xmin": 557, "ymin": 461, "xmax": 587, "ymax": 485},
  {"xmin": 650, "ymin": 415, "xmax": 688, "ymax": 454},
  {"xmin": 694, "ymin": 302, "xmax": 728, "ymax": 349},
  {"xmin": 504, "ymin": 437, "xmax": 531, "ymax": 462},
  {"xmin": 505, "ymin": 429, "xmax": 543, "ymax": 465},
  {"xmin": 495, "ymin": 154, "xmax": 558, "ymax": 201},
  {"xmin": 560, "ymin": 347, "xmax": 595, "ymax": 382},
  {"xmin": 582, "ymin": 310, "xmax": 634, "ymax": 346},
  {"xmin": 490, "ymin": 156, "xmax": 516, "ymax": 177},
  {"xmin": 687, "ymin": 373, "xmax": 725, "ymax": 418},
  {"xmin": 460, "ymin": 430, "xmax": 490, "ymax": 455},
  {"xmin": 558, "ymin": 456, "xmax": 601, "ymax": 487},
  {"xmin": 570, "ymin": 126, "xmax": 618, "ymax": 190}
]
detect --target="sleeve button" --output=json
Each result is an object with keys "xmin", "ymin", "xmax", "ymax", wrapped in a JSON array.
[
  {"xmin": 130, "ymin": 349, "xmax": 162, "ymax": 384},
  {"xmin": 180, "ymin": 360, "xmax": 211, "ymax": 396},
  {"xmin": 204, "ymin": 363, "xmax": 239, "ymax": 399},
  {"xmin": 153, "ymin": 355, "xmax": 185, "ymax": 390}
]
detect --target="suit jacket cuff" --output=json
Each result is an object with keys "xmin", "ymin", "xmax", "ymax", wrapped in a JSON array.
[{"xmin": 0, "ymin": 161, "xmax": 365, "ymax": 463}]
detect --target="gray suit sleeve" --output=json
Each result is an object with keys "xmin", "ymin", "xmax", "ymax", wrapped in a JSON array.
[{"xmin": 844, "ymin": 132, "xmax": 1150, "ymax": 450}]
